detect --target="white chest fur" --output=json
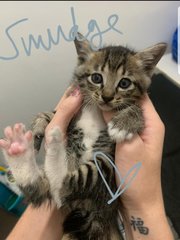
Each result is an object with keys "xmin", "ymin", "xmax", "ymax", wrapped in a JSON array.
[{"xmin": 76, "ymin": 106, "xmax": 106, "ymax": 162}]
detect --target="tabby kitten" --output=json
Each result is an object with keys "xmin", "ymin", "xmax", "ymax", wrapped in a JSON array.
[{"xmin": 0, "ymin": 34, "xmax": 166, "ymax": 240}]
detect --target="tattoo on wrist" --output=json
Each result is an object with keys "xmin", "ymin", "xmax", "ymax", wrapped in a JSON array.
[{"xmin": 130, "ymin": 216, "xmax": 149, "ymax": 235}]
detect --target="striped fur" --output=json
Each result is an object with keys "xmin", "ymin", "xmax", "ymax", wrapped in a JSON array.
[{"xmin": 6, "ymin": 35, "xmax": 166, "ymax": 239}]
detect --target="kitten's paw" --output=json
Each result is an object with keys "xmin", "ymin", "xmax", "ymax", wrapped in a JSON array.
[
  {"xmin": 0, "ymin": 123, "xmax": 33, "ymax": 157},
  {"xmin": 108, "ymin": 122, "xmax": 133, "ymax": 142}
]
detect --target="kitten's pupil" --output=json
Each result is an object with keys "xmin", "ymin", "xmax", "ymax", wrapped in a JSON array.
[
  {"xmin": 118, "ymin": 78, "xmax": 131, "ymax": 89},
  {"xmin": 91, "ymin": 73, "xmax": 103, "ymax": 84}
]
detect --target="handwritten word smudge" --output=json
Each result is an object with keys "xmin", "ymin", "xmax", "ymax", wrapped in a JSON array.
[{"xmin": 0, "ymin": 7, "xmax": 122, "ymax": 61}]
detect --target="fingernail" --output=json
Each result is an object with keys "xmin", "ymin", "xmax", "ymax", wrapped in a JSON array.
[{"xmin": 70, "ymin": 87, "xmax": 80, "ymax": 97}]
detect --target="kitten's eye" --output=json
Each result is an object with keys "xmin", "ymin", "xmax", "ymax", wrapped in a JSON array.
[
  {"xmin": 118, "ymin": 78, "xmax": 131, "ymax": 89},
  {"xmin": 91, "ymin": 73, "xmax": 103, "ymax": 84}
]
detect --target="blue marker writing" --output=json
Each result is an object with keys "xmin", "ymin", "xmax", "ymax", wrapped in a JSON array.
[
  {"xmin": 93, "ymin": 151, "xmax": 142, "ymax": 205},
  {"xmin": 0, "ymin": 7, "xmax": 122, "ymax": 61}
]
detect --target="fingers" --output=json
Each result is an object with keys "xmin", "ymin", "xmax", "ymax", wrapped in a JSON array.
[
  {"xmin": 140, "ymin": 94, "xmax": 165, "ymax": 143},
  {"xmin": 54, "ymin": 85, "xmax": 76, "ymax": 111},
  {"xmin": 140, "ymin": 95, "xmax": 163, "ymax": 125},
  {"xmin": 46, "ymin": 87, "xmax": 82, "ymax": 136}
]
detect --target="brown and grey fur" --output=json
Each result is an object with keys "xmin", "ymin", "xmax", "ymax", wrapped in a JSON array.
[{"xmin": 2, "ymin": 34, "xmax": 167, "ymax": 240}]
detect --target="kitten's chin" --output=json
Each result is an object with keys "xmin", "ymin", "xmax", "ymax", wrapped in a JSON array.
[{"xmin": 98, "ymin": 104, "xmax": 113, "ymax": 111}]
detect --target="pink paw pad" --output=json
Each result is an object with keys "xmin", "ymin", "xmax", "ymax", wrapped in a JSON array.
[
  {"xmin": 0, "ymin": 123, "xmax": 33, "ymax": 156},
  {"xmin": 8, "ymin": 142, "xmax": 26, "ymax": 155}
]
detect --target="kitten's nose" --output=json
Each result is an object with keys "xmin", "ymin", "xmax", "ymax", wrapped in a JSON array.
[{"xmin": 102, "ymin": 95, "xmax": 114, "ymax": 103}]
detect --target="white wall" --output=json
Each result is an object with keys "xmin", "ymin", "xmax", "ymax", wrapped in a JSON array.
[{"xmin": 0, "ymin": 1, "xmax": 179, "ymax": 162}]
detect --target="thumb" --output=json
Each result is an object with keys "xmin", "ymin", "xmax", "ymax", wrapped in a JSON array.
[{"xmin": 46, "ymin": 88, "xmax": 82, "ymax": 135}]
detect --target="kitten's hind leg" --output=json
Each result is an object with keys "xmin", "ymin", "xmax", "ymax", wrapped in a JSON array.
[
  {"xmin": 0, "ymin": 123, "xmax": 50, "ymax": 206},
  {"xmin": 44, "ymin": 126, "xmax": 68, "ymax": 208}
]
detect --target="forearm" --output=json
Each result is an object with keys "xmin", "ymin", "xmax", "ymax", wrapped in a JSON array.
[
  {"xmin": 7, "ymin": 202, "xmax": 64, "ymax": 240},
  {"xmin": 123, "ymin": 203, "xmax": 174, "ymax": 240}
]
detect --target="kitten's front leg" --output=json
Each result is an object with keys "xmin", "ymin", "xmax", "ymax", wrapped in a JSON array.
[
  {"xmin": 108, "ymin": 104, "xmax": 144, "ymax": 142},
  {"xmin": 0, "ymin": 123, "xmax": 50, "ymax": 205},
  {"xmin": 31, "ymin": 111, "xmax": 55, "ymax": 153}
]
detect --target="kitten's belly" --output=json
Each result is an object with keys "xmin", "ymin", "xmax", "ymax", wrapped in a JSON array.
[{"xmin": 76, "ymin": 106, "xmax": 106, "ymax": 162}]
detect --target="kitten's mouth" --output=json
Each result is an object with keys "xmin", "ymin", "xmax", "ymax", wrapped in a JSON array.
[{"xmin": 98, "ymin": 103, "xmax": 113, "ymax": 111}]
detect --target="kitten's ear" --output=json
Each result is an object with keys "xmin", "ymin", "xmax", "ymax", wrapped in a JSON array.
[
  {"xmin": 74, "ymin": 32, "xmax": 93, "ymax": 63},
  {"xmin": 135, "ymin": 43, "xmax": 167, "ymax": 76}
]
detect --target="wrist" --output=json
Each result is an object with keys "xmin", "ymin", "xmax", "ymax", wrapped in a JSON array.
[
  {"xmin": 121, "ymin": 203, "xmax": 174, "ymax": 240},
  {"xmin": 120, "ymin": 179, "xmax": 164, "ymax": 213}
]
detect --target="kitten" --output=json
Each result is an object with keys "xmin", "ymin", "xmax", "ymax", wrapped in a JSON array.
[{"xmin": 0, "ymin": 34, "xmax": 166, "ymax": 240}]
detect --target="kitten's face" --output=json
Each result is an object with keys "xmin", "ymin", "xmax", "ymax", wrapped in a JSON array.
[{"xmin": 74, "ymin": 36, "xmax": 166, "ymax": 111}]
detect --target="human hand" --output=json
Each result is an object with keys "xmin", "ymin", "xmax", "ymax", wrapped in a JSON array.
[
  {"xmin": 103, "ymin": 94, "xmax": 165, "ymax": 211},
  {"xmin": 103, "ymin": 95, "xmax": 174, "ymax": 239},
  {"xmin": 45, "ymin": 86, "xmax": 82, "ymax": 139}
]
